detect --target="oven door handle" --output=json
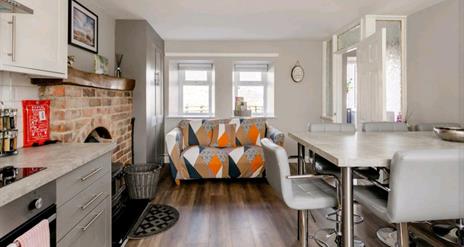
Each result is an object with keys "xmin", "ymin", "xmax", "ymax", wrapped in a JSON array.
[{"xmin": 47, "ymin": 213, "xmax": 57, "ymax": 222}]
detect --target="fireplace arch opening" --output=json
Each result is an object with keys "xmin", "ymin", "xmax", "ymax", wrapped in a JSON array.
[{"xmin": 85, "ymin": 127, "xmax": 112, "ymax": 143}]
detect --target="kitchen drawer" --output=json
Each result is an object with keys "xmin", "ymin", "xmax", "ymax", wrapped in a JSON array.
[
  {"xmin": 57, "ymin": 171, "xmax": 110, "ymax": 241},
  {"xmin": 57, "ymin": 197, "xmax": 111, "ymax": 247},
  {"xmin": 57, "ymin": 153, "xmax": 111, "ymax": 206}
]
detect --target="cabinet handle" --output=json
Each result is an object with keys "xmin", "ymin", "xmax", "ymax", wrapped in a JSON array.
[
  {"xmin": 80, "ymin": 167, "xmax": 102, "ymax": 181},
  {"xmin": 81, "ymin": 192, "xmax": 104, "ymax": 210},
  {"xmin": 7, "ymin": 16, "xmax": 16, "ymax": 62},
  {"xmin": 81, "ymin": 209, "xmax": 104, "ymax": 232}
]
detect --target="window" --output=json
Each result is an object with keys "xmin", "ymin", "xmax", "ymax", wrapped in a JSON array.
[
  {"xmin": 233, "ymin": 63, "xmax": 273, "ymax": 115},
  {"xmin": 337, "ymin": 25, "xmax": 361, "ymax": 51},
  {"xmin": 178, "ymin": 63, "xmax": 214, "ymax": 115},
  {"xmin": 376, "ymin": 20, "xmax": 403, "ymax": 121}
]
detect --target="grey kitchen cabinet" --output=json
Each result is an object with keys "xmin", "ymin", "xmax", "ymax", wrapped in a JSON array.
[
  {"xmin": 116, "ymin": 20, "xmax": 165, "ymax": 164},
  {"xmin": 57, "ymin": 198, "xmax": 111, "ymax": 247},
  {"xmin": 56, "ymin": 152, "xmax": 112, "ymax": 247},
  {"xmin": 0, "ymin": 0, "xmax": 67, "ymax": 78}
]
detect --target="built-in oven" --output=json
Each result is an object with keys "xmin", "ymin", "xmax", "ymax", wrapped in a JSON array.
[{"xmin": 0, "ymin": 181, "xmax": 56, "ymax": 247}]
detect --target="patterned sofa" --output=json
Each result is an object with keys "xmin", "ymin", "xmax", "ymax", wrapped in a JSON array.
[{"xmin": 165, "ymin": 118, "xmax": 284, "ymax": 184}]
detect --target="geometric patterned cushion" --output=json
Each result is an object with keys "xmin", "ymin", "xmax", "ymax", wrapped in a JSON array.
[
  {"xmin": 179, "ymin": 119, "xmax": 214, "ymax": 148},
  {"xmin": 180, "ymin": 146, "xmax": 229, "ymax": 178},
  {"xmin": 211, "ymin": 123, "xmax": 236, "ymax": 148},
  {"xmin": 229, "ymin": 118, "xmax": 267, "ymax": 146},
  {"xmin": 224, "ymin": 145, "xmax": 265, "ymax": 178}
]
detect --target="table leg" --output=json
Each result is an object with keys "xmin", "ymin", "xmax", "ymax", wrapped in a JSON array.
[
  {"xmin": 301, "ymin": 145, "xmax": 306, "ymax": 174},
  {"xmin": 297, "ymin": 142, "xmax": 301, "ymax": 240},
  {"xmin": 341, "ymin": 167, "xmax": 354, "ymax": 247},
  {"xmin": 297, "ymin": 143, "xmax": 303, "ymax": 174}
]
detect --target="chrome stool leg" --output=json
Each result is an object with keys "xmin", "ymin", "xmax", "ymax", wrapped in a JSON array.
[
  {"xmin": 431, "ymin": 218, "xmax": 464, "ymax": 245},
  {"xmin": 458, "ymin": 219, "xmax": 464, "ymax": 246},
  {"xmin": 298, "ymin": 210, "xmax": 308, "ymax": 247}
]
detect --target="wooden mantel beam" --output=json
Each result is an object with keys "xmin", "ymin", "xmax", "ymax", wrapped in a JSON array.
[{"xmin": 31, "ymin": 67, "xmax": 135, "ymax": 91}]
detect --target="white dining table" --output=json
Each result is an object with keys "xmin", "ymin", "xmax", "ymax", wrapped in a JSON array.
[{"xmin": 288, "ymin": 131, "xmax": 463, "ymax": 247}]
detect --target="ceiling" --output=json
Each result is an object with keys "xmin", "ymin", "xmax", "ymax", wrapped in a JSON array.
[{"xmin": 98, "ymin": 0, "xmax": 444, "ymax": 40}]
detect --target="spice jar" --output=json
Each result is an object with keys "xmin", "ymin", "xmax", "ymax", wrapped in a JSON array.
[
  {"xmin": 3, "ymin": 130, "xmax": 10, "ymax": 153},
  {"xmin": 2, "ymin": 109, "xmax": 9, "ymax": 130},
  {"xmin": 3, "ymin": 130, "xmax": 17, "ymax": 154},
  {"xmin": 9, "ymin": 109, "xmax": 17, "ymax": 129},
  {"xmin": 0, "ymin": 132, "xmax": 3, "ymax": 155},
  {"xmin": 0, "ymin": 111, "xmax": 3, "ymax": 130}
]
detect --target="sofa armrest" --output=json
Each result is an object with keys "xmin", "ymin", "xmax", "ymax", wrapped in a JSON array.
[
  {"xmin": 166, "ymin": 127, "xmax": 184, "ymax": 177},
  {"xmin": 266, "ymin": 125, "xmax": 285, "ymax": 146}
]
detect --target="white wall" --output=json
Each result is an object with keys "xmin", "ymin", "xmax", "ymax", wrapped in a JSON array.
[
  {"xmin": 460, "ymin": 0, "xmax": 464, "ymax": 124},
  {"xmin": 68, "ymin": 0, "xmax": 116, "ymax": 74},
  {"xmin": 407, "ymin": 0, "xmax": 462, "ymax": 125},
  {"xmin": 0, "ymin": 72, "xmax": 39, "ymax": 148},
  {"xmin": 164, "ymin": 40, "xmax": 323, "ymax": 155}
]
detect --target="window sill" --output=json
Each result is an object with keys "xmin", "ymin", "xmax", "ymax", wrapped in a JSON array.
[
  {"xmin": 166, "ymin": 115, "xmax": 216, "ymax": 119},
  {"xmin": 230, "ymin": 115, "xmax": 276, "ymax": 119},
  {"xmin": 166, "ymin": 115, "xmax": 276, "ymax": 119}
]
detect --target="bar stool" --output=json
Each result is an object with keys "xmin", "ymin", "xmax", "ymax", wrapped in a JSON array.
[
  {"xmin": 261, "ymin": 138, "xmax": 338, "ymax": 247},
  {"xmin": 362, "ymin": 122, "xmax": 409, "ymax": 132},
  {"xmin": 354, "ymin": 149, "xmax": 464, "ymax": 247},
  {"xmin": 307, "ymin": 123, "xmax": 371, "ymax": 246},
  {"xmin": 360, "ymin": 121, "xmax": 410, "ymax": 244},
  {"xmin": 413, "ymin": 122, "xmax": 463, "ymax": 244}
]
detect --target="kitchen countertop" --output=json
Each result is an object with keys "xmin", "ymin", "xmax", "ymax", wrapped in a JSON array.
[{"xmin": 0, "ymin": 143, "xmax": 116, "ymax": 207}]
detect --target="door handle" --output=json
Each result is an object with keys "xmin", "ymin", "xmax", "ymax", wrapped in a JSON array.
[
  {"xmin": 81, "ymin": 192, "xmax": 104, "ymax": 210},
  {"xmin": 7, "ymin": 16, "xmax": 16, "ymax": 62},
  {"xmin": 80, "ymin": 167, "xmax": 103, "ymax": 181},
  {"xmin": 81, "ymin": 209, "xmax": 104, "ymax": 231}
]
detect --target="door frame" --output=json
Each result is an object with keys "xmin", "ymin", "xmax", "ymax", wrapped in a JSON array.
[
  {"xmin": 331, "ymin": 15, "xmax": 407, "ymax": 123},
  {"xmin": 333, "ymin": 45, "xmax": 357, "ymax": 123}
]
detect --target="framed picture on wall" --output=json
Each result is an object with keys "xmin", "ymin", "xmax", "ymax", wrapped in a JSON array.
[{"xmin": 68, "ymin": 0, "xmax": 98, "ymax": 53}]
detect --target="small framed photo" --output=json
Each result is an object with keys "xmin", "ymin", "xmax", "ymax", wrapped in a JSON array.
[
  {"xmin": 94, "ymin": 55, "xmax": 109, "ymax": 75},
  {"xmin": 69, "ymin": 0, "xmax": 98, "ymax": 53}
]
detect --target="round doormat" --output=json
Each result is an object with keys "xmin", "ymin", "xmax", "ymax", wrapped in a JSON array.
[{"xmin": 129, "ymin": 204, "xmax": 179, "ymax": 239}]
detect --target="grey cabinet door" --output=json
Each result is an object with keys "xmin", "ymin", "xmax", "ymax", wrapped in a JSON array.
[{"xmin": 57, "ymin": 197, "xmax": 111, "ymax": 247}]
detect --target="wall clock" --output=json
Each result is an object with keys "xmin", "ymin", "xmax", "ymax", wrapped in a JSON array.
[{"xmin": 291, "ymin": 61, "xmax": 304, "ymax": 83}]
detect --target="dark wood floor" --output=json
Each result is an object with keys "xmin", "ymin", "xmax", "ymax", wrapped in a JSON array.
[{"xmin": 127, "ymin": 166, "xmax": 453, "ymax": 247}]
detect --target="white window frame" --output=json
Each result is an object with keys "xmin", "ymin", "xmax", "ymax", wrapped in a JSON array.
[
  {"xmin": 233, "ymin": 64, "xmax": 269, "ymax": 116},
  {"xmin": 178, "ymin": 64, "xmax": 214, "ymax": 116}
]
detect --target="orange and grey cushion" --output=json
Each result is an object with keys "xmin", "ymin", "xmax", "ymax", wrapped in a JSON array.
[
  {"xmin": 224, "ymin": 145, "xmax": 265, "ymax": 178},
  {"xmin": 178, "ymin": 119, "xmax": 214, "ymax": 148},
  {"xmin": 180, "ymin": 146, "xmax": 229, "ymax": 178},
  {"xmin": 230, "ymin": 118, "xmax": 267, "ymax": 146},
  {"xmin": 211, "ymin": 123, "xmax": 236, "ymax": 148},
  {"xmin": 266, "ymin": 124, "xmax": 285, "ymax": 146}
]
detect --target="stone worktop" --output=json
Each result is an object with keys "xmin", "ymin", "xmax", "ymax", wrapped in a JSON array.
[
  {"xmin": 288, "ymin": 131, "xmax": 463, "ymax": 168},
  {"xmin": 0, "ymin": 143, "xmax": 116, "ymax": 207}
]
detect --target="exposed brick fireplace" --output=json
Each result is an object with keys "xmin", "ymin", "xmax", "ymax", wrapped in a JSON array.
[{"xmin": 33, "ymin": 67, "xmax": 135, "ymax": 164}]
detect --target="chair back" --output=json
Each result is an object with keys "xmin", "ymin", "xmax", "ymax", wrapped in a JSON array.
[
  {"xmin": 308, "ymin": 123, "xmax": 355, "ymax": 133},
  {"xmin": 387, "ymin": 149, "xmax": 464, "ymax": 223},
  {"xmin": 261, "ymin": 138, "xmax": 293, "ymax": 204},
  {"xmin": 362, "ymin": 122, "xmax": 408, "ymax": 132},
  {"xmin": 414, "ymin": 123, "xmax": 461, "ymax": 131}
]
